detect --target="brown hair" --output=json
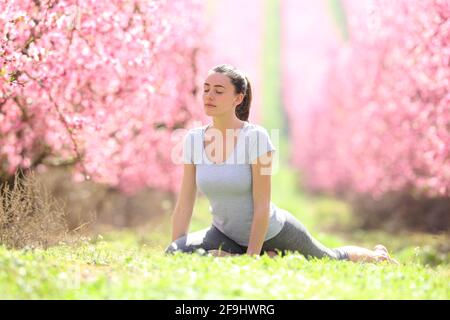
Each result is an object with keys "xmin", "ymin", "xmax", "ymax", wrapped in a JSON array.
[{"xmin": 211, "ymin": 64, "xmax": 252, "ymax": 121}]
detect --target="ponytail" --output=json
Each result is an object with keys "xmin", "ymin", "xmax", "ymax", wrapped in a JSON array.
[{"xmin": 235, "ymin": 76, "xmax": 252, "ymax": 121}]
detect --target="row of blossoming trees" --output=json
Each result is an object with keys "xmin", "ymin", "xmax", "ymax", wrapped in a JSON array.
[
  {"xmin": 0, "ymin": 0, "xmax": 213, "ymax": 194},
  {"xmin": 282, "ymin": 0, "xmax": 449, "ymax": 231}
]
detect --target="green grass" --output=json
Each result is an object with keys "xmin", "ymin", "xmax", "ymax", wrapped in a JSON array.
[
  {"xmin": 0, "ymin": 231, "xmax": 448, "ymax": 299},
  {"xmin": 0, "ymin": 0, "xmax": 448, "ymax": 300}
]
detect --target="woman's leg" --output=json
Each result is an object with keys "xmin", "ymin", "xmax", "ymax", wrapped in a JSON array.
[
  {"xmin": 260, "ymin": 210, "xmax": 349, "ymax": 260},
  {"xmin": 164, "ymin": 225, "xmax": 246, "ymax": 255},
  {"xmin": 261, "ymin": 210, "xmax": 398, "ymax": 264}
]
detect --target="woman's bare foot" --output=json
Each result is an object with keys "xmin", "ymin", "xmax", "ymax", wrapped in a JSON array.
[
  {"xmin": 341, "ymin": 245, "xmax": 400, "ymax": 265},
  {"xmin": 373, "ymin": 244, "xmax": 400, "ymax": 265}
]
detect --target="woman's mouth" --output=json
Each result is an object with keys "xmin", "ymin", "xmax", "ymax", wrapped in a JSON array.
[{"xmin": 205, "ymin": 104, "xmax": 216, "ymax": 108}]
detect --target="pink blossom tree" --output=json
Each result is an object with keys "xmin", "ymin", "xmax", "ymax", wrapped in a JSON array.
[
  {"xmin": 1, "ymin": 0, "xmax": 209, "ymax": 194},
  {"xmin": 283, "ymin": 0, "xmax": 449, "ymax": 200}
]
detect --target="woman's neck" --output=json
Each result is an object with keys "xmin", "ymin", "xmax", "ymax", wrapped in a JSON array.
[{"xmin": 211, "ymin": 117, "xmax": 245, "ymax": 132}]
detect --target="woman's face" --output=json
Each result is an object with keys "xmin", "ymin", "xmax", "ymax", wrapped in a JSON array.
[{"xmin": 203, "ymin": 72, "xmax": 244, "ymax": 116}]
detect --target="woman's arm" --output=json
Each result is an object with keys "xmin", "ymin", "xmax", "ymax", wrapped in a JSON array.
[
  {"xmin": 171, "ymin": 163, "xmax": 197, "ymax": 242},
  {"xmin": 247, "ymin": 150, "xmax": 275, "ymax": 256}
]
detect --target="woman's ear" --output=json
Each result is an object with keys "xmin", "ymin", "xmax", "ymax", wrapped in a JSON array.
[{"xmin": 235, "ymin": 93, "xmax": 244, "ymax": 106}]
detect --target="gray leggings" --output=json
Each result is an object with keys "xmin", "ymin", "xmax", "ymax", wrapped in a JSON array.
[{"xmin": 165, "ymin": 210, "xmax": 349, "ymax": 260}]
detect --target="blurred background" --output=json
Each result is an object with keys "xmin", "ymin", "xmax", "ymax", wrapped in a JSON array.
[{"xmin": 0, "ymin": 0, "xmax": 448, "ymax": 265}]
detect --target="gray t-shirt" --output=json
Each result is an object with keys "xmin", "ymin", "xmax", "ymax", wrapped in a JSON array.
[{"xmin": 182, "ymin": 121, "xmax": 286, "ymax": 246}]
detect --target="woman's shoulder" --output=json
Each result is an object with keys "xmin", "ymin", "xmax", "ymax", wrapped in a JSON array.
[
  {"xmin": 243, "ymin": 122, "xmax": 271, "ymax": 139},
  {"xmin": 244, "ymin": 122, "xmax": 267, "ymax": 132}
]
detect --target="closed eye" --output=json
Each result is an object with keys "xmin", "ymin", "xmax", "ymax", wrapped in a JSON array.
[{"xmin": 204, "ymin": 90, "xmax": 223, "ymax": 94}]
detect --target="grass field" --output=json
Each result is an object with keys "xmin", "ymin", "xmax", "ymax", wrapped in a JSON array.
[
  {"xmin": 0, "ymin": 0, "xmax": 448, "ymax": 300},
  {"xmin": 0, "ymin": 217, "xmax": 448, "ymax": 299}
]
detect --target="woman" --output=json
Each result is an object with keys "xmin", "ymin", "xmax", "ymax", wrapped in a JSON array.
[{"xmin": 165, "ymin": 64, "xmax": 399, "ymax": 264}]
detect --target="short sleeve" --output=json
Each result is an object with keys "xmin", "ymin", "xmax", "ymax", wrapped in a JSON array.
[
  {"xmin": 182, "ymin": 130, "xmax": 194, "ymax": 164},
  {"xmin": 248, "ymin": 127, "xmax": 276, "ymax": 163}
]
